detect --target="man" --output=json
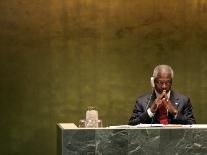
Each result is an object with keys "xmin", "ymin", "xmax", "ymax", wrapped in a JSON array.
[{"xmin": 128, "ymin": 64, "xmax": 196, "ymax": 125}]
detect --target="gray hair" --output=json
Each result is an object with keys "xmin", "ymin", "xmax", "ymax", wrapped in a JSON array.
[{"xmin": 153, "ymin": 65, "xmax": 174, "ymax": 78}]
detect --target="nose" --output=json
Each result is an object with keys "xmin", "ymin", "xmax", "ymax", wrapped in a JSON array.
[{"xmin": 161, "ymin": 83, "xmax": 167, "ymax": 89}]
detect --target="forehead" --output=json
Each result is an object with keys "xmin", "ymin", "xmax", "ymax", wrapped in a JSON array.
[{"xmin": 156, "ymin": 72, "xmax": 172, "ymax": 79}]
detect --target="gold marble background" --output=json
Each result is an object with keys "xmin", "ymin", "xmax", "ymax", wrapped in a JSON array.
[{"xmin": 0, "ymin": 0, "xmax": 207, "ymax": 154}]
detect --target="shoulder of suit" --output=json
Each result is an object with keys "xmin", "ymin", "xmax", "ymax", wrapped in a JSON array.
[
  {"xmin": 136, "ymin": 92, "xmax": 152, "ymax": 101},
  {"xmin": 172, "ymin": 91, "xmax": 189, "ymax": 100}
]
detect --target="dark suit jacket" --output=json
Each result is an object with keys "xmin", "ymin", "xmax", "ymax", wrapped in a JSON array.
[{"xmin": 128, "ymin": 90, "xmax": 196, "ymax": 125}]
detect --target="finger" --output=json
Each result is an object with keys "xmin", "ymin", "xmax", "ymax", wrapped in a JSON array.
[
  {"xmin": 162, "ymin": 90, "xmax": 168, "ymax": 99},
  {"xmin": 162, "ymin": 98, "xmax": 167, "ymax": 103},
  {"xmin": 164, "ymin": 94, "xmax": 168, "ymax": 100},
  {"xmin": 162, "ymin": 98, "xmax": 168, "ymax": 105},
  {"xmin": 157, "ymin": 99, "xmax": 163, "ymax": 106},
  {"xmin": 158, "ymin": 92, "xmax": 165, "ymax": 99},
  {"xmin": 162, "ymin": 99, "xmax": 169, "ymax": 109},
  {"xmin": 164, "ymin": 97, "xmax": 169, "ymax": 102}
]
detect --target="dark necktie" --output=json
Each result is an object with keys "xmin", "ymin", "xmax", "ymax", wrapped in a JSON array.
[{"xmin": 159, "ymin": 104, "xmax": 168, "ymax": 124}]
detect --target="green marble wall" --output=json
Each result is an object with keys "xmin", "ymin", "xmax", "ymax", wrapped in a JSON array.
[{"xmin": 0, "ymin": 0, "xmax": 207, "ymax": 154}]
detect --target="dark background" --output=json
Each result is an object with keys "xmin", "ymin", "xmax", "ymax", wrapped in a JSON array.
[{"xmin": 0, "ymin": 0, "xmax": 207, "ymax": 154}]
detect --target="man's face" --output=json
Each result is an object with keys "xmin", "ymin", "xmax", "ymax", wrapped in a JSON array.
[{"xmin": 154, "ymin": 72, "xmax": 172, "ymax": 94}]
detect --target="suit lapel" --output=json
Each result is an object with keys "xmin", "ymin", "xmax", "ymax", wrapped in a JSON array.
[
  {"xmin": 149, "ymin": 91, "xmax": 156, "ymax": 106},
  {"xmin": 170, "ymin": 91, "xmax": 179, "ymax": 108}
]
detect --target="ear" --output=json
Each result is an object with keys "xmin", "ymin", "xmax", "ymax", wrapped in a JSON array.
[{"xmin": 150, "ymin": 77, "xmax": 155, "ymax": 88}]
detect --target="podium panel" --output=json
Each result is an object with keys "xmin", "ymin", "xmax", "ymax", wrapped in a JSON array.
[{"xmin": 57, "ymin": 124, "xmax": 207, "ymax": 155}]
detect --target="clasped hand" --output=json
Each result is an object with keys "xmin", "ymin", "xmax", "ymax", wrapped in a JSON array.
[{"xmin": 150, "ymin": 90, "xmax": 177, "ymax": 115}]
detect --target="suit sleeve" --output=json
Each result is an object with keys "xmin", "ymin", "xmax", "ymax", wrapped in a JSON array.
[
  {"xmin": 174, "ymin": 97, "xmax": 196, "ymax": 124},
  {"xmin": 128, "ymin": 99, "xmax": 152, "ymax": 125}
]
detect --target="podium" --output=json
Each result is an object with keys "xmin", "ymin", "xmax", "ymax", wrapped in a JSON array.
[{"xmin": 57, "ymin": 123, "xmax": 207, "ymax": 155}]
